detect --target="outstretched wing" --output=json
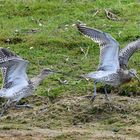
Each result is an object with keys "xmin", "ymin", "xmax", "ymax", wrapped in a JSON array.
[
  {"xmin": 0, "ymin": 48, "xmax": 21, "ymax": 88},
  {"xmin": 119, "ymin": 39, "xmax": 140, "ymax": 69},
  {"xmin": 77, "ymin": 23, "xmax": 120, "ymax": 71},
  {"xmin": 0, "ymin": 48, "xmax": 29, "ymax": 88},
  {"xmin": 0, "ymin": 59, "xmax": 29, "ymax": 88}
]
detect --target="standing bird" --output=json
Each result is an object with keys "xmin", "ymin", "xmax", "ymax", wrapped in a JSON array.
[
  {"xmin": 0, "ymin": 48, "xmax": 55, "ymax": 116},
  {"xmin": 77, "ymin": 23, "xmax": 140, "ymax": 101}
]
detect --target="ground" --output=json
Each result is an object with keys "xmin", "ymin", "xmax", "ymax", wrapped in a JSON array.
[
  {"xmin": 0, "ymin": 0, "xmax": 140, "ymax": 140},
  {"xmin": 0, "ymin": 94, "xmax": 140, "ymax": 140}
]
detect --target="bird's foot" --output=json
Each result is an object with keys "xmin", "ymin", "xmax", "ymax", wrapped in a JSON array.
[
  {"xmin": 82, "ymin": 95, "xmax": 96, "ymax": 101},
  {"xmin": 0, "ymin": 104, "xmax": 10, "ymax": 117},
  {"xmin": 15, "ymin": 104, "xmax": 33, "ymax": 109},
  {"xmin": 90, "ymin": 95, "xmax": 96, "ymax": 102}
]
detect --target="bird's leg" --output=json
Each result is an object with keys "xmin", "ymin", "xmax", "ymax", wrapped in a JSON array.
[
  {"xmin": 104, "ymin": 85, "xmax": 110, "ymax": 101},
  {"xmin": 0, "ymin": 99, "xmax": 11, "ymax": 117},
  {"xmin": 90, "ymin": 81, "xmax": 97, "ymax": 101}
]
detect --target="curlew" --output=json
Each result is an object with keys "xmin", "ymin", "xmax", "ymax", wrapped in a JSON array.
[
  {"xmin": 77, "ymin": 23, "xmax": 140, "ymax": 101},
  {"xmin": 0, "ymin": 48, "xmax": 55, "ymax": 116}
]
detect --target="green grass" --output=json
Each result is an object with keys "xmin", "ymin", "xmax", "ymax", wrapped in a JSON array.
[{"xmin": 0, "ymin": 0, "xmax": 140, "ymax": 97}]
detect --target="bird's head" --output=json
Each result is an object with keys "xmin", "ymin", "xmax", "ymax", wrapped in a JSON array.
[{"xmin": 129, "ymin": 69, "xmax": 140, "ymax": 83}]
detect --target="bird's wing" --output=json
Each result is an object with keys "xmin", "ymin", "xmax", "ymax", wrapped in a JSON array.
[
  {"xmin": 119, "ymin": 39, "xmax": 140, "ymax": 69},
  {"xmin": 0, "ymin": 48, "xmax": 22, "ymax": 88},
  {"xmin": 0, "ymin": 59, "xmax": 29, "ymax": 88},
  {"xmin": 77, "ymin": 23, "xmax": 120, "ymax": 71},
  {"xmin": 0, "ymin": 48, "xmax": 29, "ymax": 88},
  {"xmin": 1, "ymin": 67, "xmax": 8, "ymax": 88},
  {"xmin": 0, "ymin": 48, "xmax": 20, "ymax": 61}
]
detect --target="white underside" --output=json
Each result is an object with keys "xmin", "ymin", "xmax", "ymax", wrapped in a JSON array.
[{"xmin": 82, "ymin": 70, "xmax": 116, "ymax": 79}]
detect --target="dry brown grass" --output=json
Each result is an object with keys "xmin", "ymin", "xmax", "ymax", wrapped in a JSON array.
[{"xmin": 0, "ymin": 94, "xmax": 140, "ymax": 140}]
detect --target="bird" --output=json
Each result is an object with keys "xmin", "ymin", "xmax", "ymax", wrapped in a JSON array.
[
  {"xmin": 77, "ymin": 23, "xmax": 140, "ymax": 101},
  {"xmin": 0, "ymin": 48, "xmax": 56, "ymax": 116}
]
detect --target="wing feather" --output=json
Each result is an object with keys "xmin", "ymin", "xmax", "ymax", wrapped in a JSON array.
[
  {"xmin": 77, "ymin": 23, "xmax": 120, "ymax": 71},
  {"xmin": 0, "ymin": 48, "xmax": 22, "ymax": 88},
  {"xmin": 119, "ymin": 39, "xmax": 140, "ymax": 69},
  {"xmin": 0, "ymin": 59, "xmax": 29, "ymax": 88},
  {"xmin": 0, "ymin": 48, "xmax": 29, "ymax": 88}
]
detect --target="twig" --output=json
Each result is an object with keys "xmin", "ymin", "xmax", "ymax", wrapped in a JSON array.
[
  {"xmin": 105, "ymin": 9, "xmax": 120, "ymax": 21},
  {"xmin": 81, "ymin": 46, "xmax": 89, "ymax": 60},
  {"xmin": 93, "ymin": 9, "xmax": 100, "ymax": 17}
]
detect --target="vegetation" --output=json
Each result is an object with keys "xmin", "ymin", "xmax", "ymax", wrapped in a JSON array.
[{"xmin": 0, "ymin": 0, "xmax": 140, "ymax": 139}]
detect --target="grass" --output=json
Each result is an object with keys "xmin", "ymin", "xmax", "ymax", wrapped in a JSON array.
[
  {"xmin": 0, "ymin": 0, "xmax": 140, "ymax": 139},
  {"xmin": 0, "ymin": 0, "xmax": 140, "ymax": 96}
]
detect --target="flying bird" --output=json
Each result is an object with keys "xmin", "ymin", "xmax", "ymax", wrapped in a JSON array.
[
  {"xmin": 0, "ymin": 48, "xmax": 55, "ymax": 116},
  {"xmin": 77, "ymin": 23, "xmax": 140, "ymax": 101}
]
